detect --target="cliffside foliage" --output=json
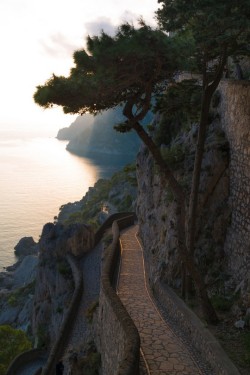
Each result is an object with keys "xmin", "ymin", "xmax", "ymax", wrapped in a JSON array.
[
  {"xmin": 154, "ymin": 80, "xmax": 202, "ymax": 146},
  {"xmin": 0, "ymin": 325, "xmax": 32, "ymax": 375},
  {"xmin": 34, "ymin": 23, "xmax": 190, "ymax": 115},
  {"xmin": 58, "ymin": 164, "xmax": 137, "ymax": 229}
]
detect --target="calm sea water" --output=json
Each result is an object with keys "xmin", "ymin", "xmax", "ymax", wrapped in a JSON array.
[{"xmin": 0, "ymin": 130, "xmax": 103, "ymax": 270}]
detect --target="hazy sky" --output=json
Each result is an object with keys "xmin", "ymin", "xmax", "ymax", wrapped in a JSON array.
[{"xmin": 0, "ymin": 0, "xmax": 158, "ymax": 135}]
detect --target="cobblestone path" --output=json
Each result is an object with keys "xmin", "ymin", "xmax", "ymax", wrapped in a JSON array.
[{"xmin": 117, "ymin": 225, "xmax": 210, "ymax": 375}]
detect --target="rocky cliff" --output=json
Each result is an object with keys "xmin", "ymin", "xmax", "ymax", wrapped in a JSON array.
[
  {"xmin": 136, "ymin": 119, "xmax": 230, "ymax": 291},
  {"xmin": 136, "ymin": 79, "xmax": 250, "ymax": 320},
  {"xmin": 57, "ymin": 106, "xmax": 153, "ymax": 167},
  {"xmin": 56, "ymin": 164, "xmax": 137, "ymax": 229},
  {"xmin": 32, "ymin": 222, "xmax": 94, "ymax": 348}
]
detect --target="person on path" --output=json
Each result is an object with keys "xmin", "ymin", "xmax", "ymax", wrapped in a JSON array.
[{"xmin": 56, "ymin": 359, "xmax": 64, "ymax": 375}]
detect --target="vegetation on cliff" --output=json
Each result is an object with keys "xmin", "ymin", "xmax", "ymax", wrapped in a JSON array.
[
  {"xmin": 0, "ymin": 325, "xmax": 31, "ymax": 375},
  {"xmin": 57, "ymin": 163, "xmax": 137, "ymax": 230}
]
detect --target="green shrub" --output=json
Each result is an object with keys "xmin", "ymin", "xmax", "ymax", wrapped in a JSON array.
[
  {"xmin": 36, "ymin": 324, "xmax": 49, "ymax": 349},
  {"xmin": 164, "ymin": 188, "xmax": 174, "ymax": 203},
  {"xmin": 161, "ymin": 144, "xmax": 186, "ymax": 167},
  {"xmin": 243, "ymin": 332, "xmax": 250, "ymax": 364},
  {"xmin": 7, "ymin": 282, "xmax": 36, "ymax": 307},
  {"xmin": 7, "ymin": 295, "xmax": 18, "ymax": 307},
  {"xmin": 56, "ymin": 306, "xmax": 63, "ymax": 314},
  {"xmin": 79, "ymin": 342, "xmax": 101, "ymax": 375},
  {"xmin": 211, "ymin": 295, "xmax": 233, "ymax": 312},
  {"xmin": 0, "ymin": 325, "xmax": 32, "ymax": 375},
  {"xmin": 57, "ymin": 261, "xmax": 72, "ymax": 279},
  {"xmin": 117, "ymin": 194, "xmax": 133, "ymax": 211}
]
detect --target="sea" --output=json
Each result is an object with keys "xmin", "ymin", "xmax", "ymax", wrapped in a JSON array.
[{"xmin": 0, "ymin": 128, "xmax": 116, "ymax": 271}]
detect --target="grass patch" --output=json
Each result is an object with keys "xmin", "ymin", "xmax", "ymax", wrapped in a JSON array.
[
  {"xmin": 211, "ymin": 295, "xmax": 234, "ymax": 312},
  {"xmin": 161, "ymin": 144, "xmax": 186, "ymax": 167},
  {"xmin": 57, "ymin": 260, "xmax": 72, "ymax": 279},
  {"xmin": 7, "ymin": 281, "xmax": 36, "ymax": 307}
]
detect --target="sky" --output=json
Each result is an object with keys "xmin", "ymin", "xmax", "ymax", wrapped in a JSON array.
[{"xmin": 0, "ymin": 0, "xmax": 159, "ymax": 135}]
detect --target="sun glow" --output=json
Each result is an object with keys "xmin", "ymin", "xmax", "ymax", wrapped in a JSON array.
[{"xmin": 0, "ymin": 0, "xmax": 158, "ymax": 133}]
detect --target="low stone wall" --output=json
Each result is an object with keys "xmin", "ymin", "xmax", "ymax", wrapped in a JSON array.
[
  {"xmin": 98, "ymin": 215, "xmax": 140, "ymax": 375},
  {"xmin": 94, "ymin": 212, "xmax": 136, "ymax": 245},
  {"xmin": 41, "ymin": 254, "xmax": 83, "ymax": 375},
  {"xmin": 154, "ymin": 281, "xmax": 240, "ymax": 375},
  {"xmin": 6, "ymin": 349, "xmax": 47, "ymax": 375}
]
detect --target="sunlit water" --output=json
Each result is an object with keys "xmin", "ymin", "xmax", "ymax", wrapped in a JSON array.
[{"xmin": 0, "ymin": 130, "xmax": 105, "ymax": 270}]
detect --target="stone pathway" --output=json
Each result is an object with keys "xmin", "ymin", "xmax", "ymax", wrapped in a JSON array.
[
  {"xmin": 15, "ymin": 357, "xmax": 46, "ymax": 375},
  {"xmin": 62, "ymin": 242, "xmax": 103, "ymax": 372},
  {"xmin": 117, "ymin": 225, "xmax": 211, "ymax": 375}
]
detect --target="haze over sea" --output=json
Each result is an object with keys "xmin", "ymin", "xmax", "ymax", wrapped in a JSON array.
[{"xmin": 0, "ymin": 128, "xmax": 107, "ymax": 270}]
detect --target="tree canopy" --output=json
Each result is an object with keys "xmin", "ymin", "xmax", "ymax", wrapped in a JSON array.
[
  {"xmin": 157, "ymin": 0, "xmax": 250, "ymax": 85},
  {"xmin": 34, "ymin": 22, "xmax": 192, "ymax": 121}
]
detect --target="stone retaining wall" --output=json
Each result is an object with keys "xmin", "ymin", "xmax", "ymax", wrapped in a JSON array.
[
  {"xmin": 219, "ymin": 79, "xmax": 250, "ymax": 303},
  {"xmin": 94, "ymin": 212, "xmax": 135, "ymax": 245},
  {"xmin": 154, "ymin": 281, "xmax": 240, "ymax": 375},
  {"xmin": 6, "ymin": 349, "xmax": 47, "ymax": 375},
  {"xmin": 97, "ymin": 215, "xmax": 140, "ymax": 375}
]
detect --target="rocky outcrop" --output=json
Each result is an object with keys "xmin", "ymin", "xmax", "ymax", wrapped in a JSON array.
[
  {"xmin": 0, "ymin": 238, "xmax": 39, "ymax": 331},
  {"xmin": 136, "ymin": 79, "xmax": 250, "ymax": 315},
  {"xmin": 39, "ymin": 222, "xmax": 94, "ymax": 258},
  {"xmin": 32, "ymin": 222, "xmax": 94, "ymax": 348},
  {"xmin": 14, "ymin": 237, "xmax": 38, "ymax": 257}
]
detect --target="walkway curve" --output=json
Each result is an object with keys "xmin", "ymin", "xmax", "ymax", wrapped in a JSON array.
[{"xmin": 117, "ymin": 225, "xmax": 213, "ymax": 375}]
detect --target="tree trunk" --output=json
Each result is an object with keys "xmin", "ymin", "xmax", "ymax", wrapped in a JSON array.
[
  {"xmin": 185, "ymin": 56, "xmax": 226, "ymax": 300},
  {"xmin": 130, "ymin": 120, "xmax": 218, "ymax": 323},
  {"xmin": 187, "ymin": 88, "xmax": 212, "ymax": 257}
]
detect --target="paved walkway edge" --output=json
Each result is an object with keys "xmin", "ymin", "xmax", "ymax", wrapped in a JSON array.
[
  {"xmin": 97, "ymin": 215, "xmax": 140, "ymax": 375},
  {"xmin": 153, "ymin": 281, "xmax": 240, "ymax": 375}
]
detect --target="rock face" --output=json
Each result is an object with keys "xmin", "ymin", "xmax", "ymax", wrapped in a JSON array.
[
  {"xmin": 32, "ymin": 222, "xmax": 94, "ymax": 347},
  {"xmin": 137, "ymin": 79, "xmax": 250, "ymax": 313},
  {"xmin": 0, "ymin": 254, "xmax": 38, "ymax": 331},
  {"xmin": 136, "ymin": 119, "xmax": 230, "ymax": 293},
  {"xmin": 14, "ymin": 236, "xmax": 38, "ymax": 257},
  {"xmin": 39, "ymin": 222, "xmax": 94, "ymax": 258}
]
